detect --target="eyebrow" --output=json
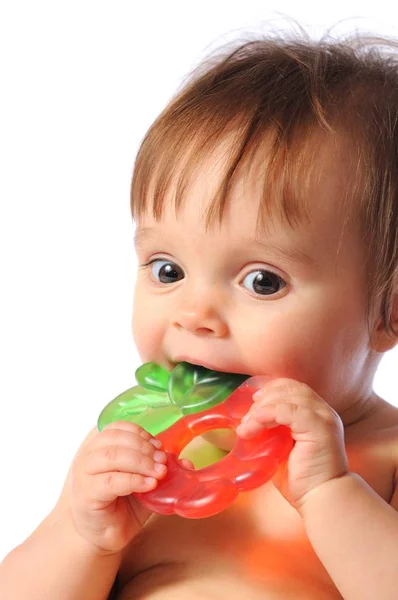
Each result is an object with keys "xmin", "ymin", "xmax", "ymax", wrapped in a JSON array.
[
  {"xmin": 134, "ymin": 227, "xmax": 317, "ymax": 268},
  {"xmin": 248, "ymin": 238, "xmax": 318, "ymax": 267}
]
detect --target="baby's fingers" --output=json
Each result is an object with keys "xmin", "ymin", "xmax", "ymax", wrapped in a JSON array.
[
  {"xmin": 237, "ymin": 401, "xmax": 339, "ymax": 441},
  {"xmin": 178, "ymin": 458, "xmax": 194, "ymax": 470},
  {"xmin": 236, "ymin": 403, "xmax": 279, "ymax": 438},
  {"xmin": 89, "ymin": 471, "xmax": 160, "ymax": 502},
  {"xmin": 84, "ymin": 445, "xmax": 167, "ymax": 478},
  {"xmin": 99, "ymin": 422, "xmax": 163, "ymax": 450}
]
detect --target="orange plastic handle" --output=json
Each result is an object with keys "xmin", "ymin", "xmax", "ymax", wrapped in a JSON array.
[{"xmin": 135, "ymin": 378, "xmax": 293, "ymax": 518}]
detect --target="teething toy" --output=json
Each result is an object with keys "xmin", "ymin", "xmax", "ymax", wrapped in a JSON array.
[{"xmin": 98, "ymin": 363, "xmax": 293, "ymax": 518}]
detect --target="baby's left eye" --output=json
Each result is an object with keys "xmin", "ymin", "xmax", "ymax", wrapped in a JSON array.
[{"xmin": 241, "ymin": 270, "xmax": 286, "ymax": 296}]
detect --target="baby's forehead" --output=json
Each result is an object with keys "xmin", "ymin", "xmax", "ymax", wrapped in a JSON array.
[
  {"xmin": 157, "ymin": 130, "xmax": 361, "ymax": 235},
  {"xmin": 137, "ymin": 130, "xmax": 367, "ymax": 274}
]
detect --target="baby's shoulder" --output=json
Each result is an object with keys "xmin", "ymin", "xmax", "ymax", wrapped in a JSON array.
[
  {"xmin": 370, "ymin": 399, "xmax": 398, "ymax": 441},
  {"xmin": 371, "ymin": 402, "xmax": 398, "ymax": 507},
  {"xmin": 364, "ymin": 399, "xmax": 398, "ymax": 457},
  {"xmin": 352, "ymin": 397, "xmax": 398, "ymax": 441},
  {"xmin": 345, "ymin": 399, "xmax": 398, "ymax": 498}
]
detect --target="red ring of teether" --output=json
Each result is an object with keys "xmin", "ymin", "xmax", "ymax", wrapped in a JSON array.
[{"xmin": 135, "ymin": 382, "xmax": 293, "ymax": 518}]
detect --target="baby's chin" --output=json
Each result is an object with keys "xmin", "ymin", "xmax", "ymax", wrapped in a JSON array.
[{"xmin": 202, "ymin": 428, "xmax": 237, "ymax": 451}]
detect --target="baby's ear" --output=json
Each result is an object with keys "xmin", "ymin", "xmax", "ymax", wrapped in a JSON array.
[{"xmin": 370, "ymin": 289, "xmax": 398, "ymax": 352}]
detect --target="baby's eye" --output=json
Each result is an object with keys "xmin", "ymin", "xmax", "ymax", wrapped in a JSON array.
[
  {"xmin": 149, "ymin": 259, "xmax": 184, "ymax": 284},
  {"xmin": 241, "ymin": 269, "xmax": 286, "ymax": 296}
]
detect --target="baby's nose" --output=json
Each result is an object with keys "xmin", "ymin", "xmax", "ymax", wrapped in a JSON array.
[{"xmin": 172, "ymin": 305, "xmax": 228, "ymax": 337}]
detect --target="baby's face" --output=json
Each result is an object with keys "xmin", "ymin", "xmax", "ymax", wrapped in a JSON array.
[{"xmin": 133, "ymin": 139, "xmax": 377, "ymax": 413}]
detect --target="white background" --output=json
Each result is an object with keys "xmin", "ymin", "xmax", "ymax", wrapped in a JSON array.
[{"xmin": 1, "ymin": 1, "xmax": 397, "ymax": 561}]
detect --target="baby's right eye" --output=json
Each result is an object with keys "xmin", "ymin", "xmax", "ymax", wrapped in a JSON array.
[{"xmin": 149, "ymin": 259, "xmax": 185, "ymax": 284}]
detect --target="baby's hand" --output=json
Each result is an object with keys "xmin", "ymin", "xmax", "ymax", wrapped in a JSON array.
[
  {"xmin": 69, "ymin": 421, "xmax": 168, "ymax": 555},
  {"xmin": 236, "ymin": 378, "xmax": 348, "ymax": 511}
]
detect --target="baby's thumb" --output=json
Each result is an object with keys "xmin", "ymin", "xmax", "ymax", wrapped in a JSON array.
[{"xmin": 178, "ymin": 458, "xmax": 195, "ymax": 469}]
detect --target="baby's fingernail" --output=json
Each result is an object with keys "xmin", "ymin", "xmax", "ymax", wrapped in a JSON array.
[
  {"xmin": 150, "ymin": 438, "xmax": 162, "ymax": 448},
  {"xmin": 241, "ymin": 413, "xmax": 250, "ymax": 423},
  {"xmin": 154, "ymin": 462, "xmax": 167, "ymax": 473},
  {"xmin": 236, "ymin": 424, "xmax": 248, "ymax": 436},
  {"xmin": 154, "ymin": 450, "xmax": 167, "ymax": 462},
  {"xmin": 253, "ymin": 390, "xmax": 263, "ymax": 400},
  {"xmin": 144, "ymin": 476, "xmax": 157, "ymax": 485}
]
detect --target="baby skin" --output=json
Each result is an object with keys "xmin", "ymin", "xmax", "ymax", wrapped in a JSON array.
[{"xmin": 1, "ymin": 136, "xmax": 398, "ymax": 600}]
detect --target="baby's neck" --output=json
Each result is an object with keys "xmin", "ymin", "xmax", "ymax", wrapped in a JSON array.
[{"xmin": 340, "ymin": 390, "xmax": 381, "ymax": 429}]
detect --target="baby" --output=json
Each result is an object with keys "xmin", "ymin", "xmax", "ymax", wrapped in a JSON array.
[{"xmin": 1, "ymin": 30, "xmax": 398, "ymax": 600}]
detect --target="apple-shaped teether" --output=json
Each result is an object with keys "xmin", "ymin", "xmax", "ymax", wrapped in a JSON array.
[{"xmin": 98, "ymin": 363, "xmax": 293, "ymax": 518}]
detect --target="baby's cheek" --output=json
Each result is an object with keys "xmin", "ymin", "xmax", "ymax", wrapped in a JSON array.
[
  {"xmin": 133, "ymin": 319, "xmax": 163, "ymax": 362},
  {"xmin": 132, "ymin": 298, "xmax": 164, "ymax": 361},
  {"xmin": 242, "ymin": 308, "xmax": 362, "ymax": 403},
  {"xmin": 239, "ymin": 315, "xmax": 338, "ymax": 398},
  {"xmin": 242, "ymin": 318, "xmax": 308, "ymax": 379}
]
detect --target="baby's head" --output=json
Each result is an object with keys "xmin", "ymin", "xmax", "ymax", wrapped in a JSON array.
[{"xmin": 130, "ymin": 31, "xmax": 398, "ymax": 416}]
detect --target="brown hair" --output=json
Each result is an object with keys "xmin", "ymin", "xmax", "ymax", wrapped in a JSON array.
[{"xmin": 131, "ymin": 27, "xmax": 398, "ymax": 337}]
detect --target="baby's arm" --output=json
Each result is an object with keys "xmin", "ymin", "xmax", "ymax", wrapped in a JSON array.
[
  {"xmin": 0, "ymin": 429, "xmax": 120, "ymax": 600},
  {"xmin": 0, "ymin": 508, "xmax": 122, "ymax": 600},
  {"xmin": 300, "ymin": 470, "xmax": 398, "ymax": 600},
  {"xmin": 0, "ymin": 423, "xmax": 168, "ymax": 600},
  {"xmin": 237, "ymin": 378, "xmax": 398, "ymax": 600}
]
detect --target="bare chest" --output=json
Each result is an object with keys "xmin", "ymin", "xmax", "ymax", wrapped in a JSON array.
[{"xmin": 117, "ymin": 431, "xmax": 396, "ymax": 599}]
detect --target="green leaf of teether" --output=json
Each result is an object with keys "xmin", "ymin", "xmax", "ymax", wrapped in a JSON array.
[
  {"xmin": 135, "ymin": 362, "xmax": 170, "ymax": 391},
  {"xmin": 97, "ymin": 385, "xmax": 171, "ymax": 433},
  {"xmin": 168, "ymin": 362, "xmax": 248, "ymax": 415}
]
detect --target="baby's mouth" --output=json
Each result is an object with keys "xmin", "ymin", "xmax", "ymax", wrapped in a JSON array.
[{"xmin": 170, "ymin": 357, "xmax": 249, "ymax": 378}]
